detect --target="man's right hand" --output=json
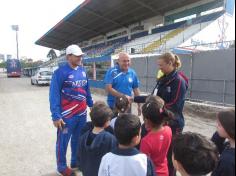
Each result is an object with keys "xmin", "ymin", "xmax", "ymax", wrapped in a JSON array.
[{"xmin": 53, "ymin": 119, "xmax": 66, "ymax": 130}]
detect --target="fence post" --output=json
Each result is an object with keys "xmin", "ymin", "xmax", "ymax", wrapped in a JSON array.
[
  {"xmin": 93, "ymin": 62, "xmax": 96, "ymax": 80},
  {"xmin": 189, "ymin": 54, "xmax": 194, "ymax": 99},
  {"xmin": 223, "ymin": 80, "xmax": 226, "ymax": 106},
  {"xmin": 145, "ymin": 57, "xmax": 148, "ymax": 93}
]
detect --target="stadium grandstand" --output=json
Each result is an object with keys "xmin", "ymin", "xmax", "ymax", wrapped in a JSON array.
[
  {"xmin": 32, "ymin": 0, "xmax": 235, "ymax": 105},
  {"xmin": 36, "ymin": 0, "xmax": 234, "ymax": 57}
]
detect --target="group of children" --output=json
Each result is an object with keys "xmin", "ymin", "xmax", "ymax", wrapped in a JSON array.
[{"xmin": 76, "ymin": 95, "xmax": 235, "ymax": 176}]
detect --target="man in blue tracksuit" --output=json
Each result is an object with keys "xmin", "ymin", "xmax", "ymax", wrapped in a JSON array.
[
  {"xmin": 50, "ymin": 44, "xmax": 93, "ymax": 176},
  {"xmin": 104, "ymin": 52, "xmax": 141, "ymax": 115}
]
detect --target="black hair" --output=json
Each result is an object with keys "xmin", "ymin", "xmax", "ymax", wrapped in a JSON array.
[
  {"xmin": 90, "ymin": 102, "xmax": 114, "ymax": 128},
  {"xmin": 114, "ymin": 113, "xmax": 141, "ymax": 146},
  {"xmin": 142, "ymin": 100, "xmax": 173, "ymax": 127},
  {"xmin": 115, "ymin": 96, "xmax": 130, "ymax": 113},
  {"xmin": 173, "ymin": 132, "xmax": 219, "ymax": 175},
  {"xmin": 218, "ymin": 108, "xmax": 235, "ymax": 140}
]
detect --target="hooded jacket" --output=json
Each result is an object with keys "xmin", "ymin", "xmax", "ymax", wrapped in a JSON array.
[{"xmin": 78, "ymin": 130, "xmax": 117, "ymax": 176}]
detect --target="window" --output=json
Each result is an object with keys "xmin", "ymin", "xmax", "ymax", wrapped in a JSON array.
[
  {"xmin": 84, "ymin": 61, "xmax": 111, "ymax": 80},
  {"xmin": 175, "ymin": 14, "xmax": 197, "ymax": 23},
  {"xmin": 96, "ymin": 61, "xmax": 111, "ymax": 80},
  {"xmin": 131, "ymin": 25, "xmax": 144, "ymax": 33},
  {"xmin": 84, "ymin": 63, "xmax": 94, "ymax": 80},
  {"xmin": 40, "ymin": 71, "xmax": 52, "ymax": 76},
  {"xmin": 107, "ymin": 31, "xmax": 127, "ymax": 40},
  {"xmin": 201, "ymin": 7, "xmax": 224, "ymax": 16}
]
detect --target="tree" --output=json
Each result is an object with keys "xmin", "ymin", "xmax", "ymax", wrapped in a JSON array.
[
  {"xmin": 47, "ymin": 49, "xmax": 57, "ymax": 60},
  {"xmin": 0, "ymin": 61, "xmax": 6, "ymax": 68},
  {"xmin": 20, "ymin": 60, "xmax": 43, "ymax": 69}
]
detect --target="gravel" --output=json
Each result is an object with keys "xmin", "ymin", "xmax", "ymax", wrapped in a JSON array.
[{"xmin": 0, "ymin": 74, "xmax": 216, "ymax": 176}]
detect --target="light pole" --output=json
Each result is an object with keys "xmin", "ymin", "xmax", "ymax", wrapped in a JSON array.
[{"xmin": 11, "ymin": 25, "xmax": 19, "ymax": 60}]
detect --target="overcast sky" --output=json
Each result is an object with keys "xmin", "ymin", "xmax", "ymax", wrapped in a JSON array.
[
  {"xmin": 0, "ymin": 0, "xmax": 85, "ymax": 61},
  {"xmin": 0, "ymin": 0, "xmax": 235, "ymax": 61}
]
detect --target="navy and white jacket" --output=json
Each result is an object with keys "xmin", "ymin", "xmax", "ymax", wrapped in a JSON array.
[
  {"xmin": 99, "ymin": 148, "xmax": 156, "ymax": 176},
  {"xmin": 49, "ymin": 64, "xmax": 93, "ymax": 121},
  {"xmin": 212, "ymin": 132, "xmax": 235, "ymax": 176},
  {"xmin": 78, "ymin": 130, "xmax": 117, "ymax": 176},
  {"xmin": 152, "ymin": 70, "xmax": 188, "ymax": 130}
]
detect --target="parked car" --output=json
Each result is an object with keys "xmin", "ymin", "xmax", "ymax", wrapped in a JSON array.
[{"xmin": 31, "ymin": 71, "xmax": 52, "ymax": 85}]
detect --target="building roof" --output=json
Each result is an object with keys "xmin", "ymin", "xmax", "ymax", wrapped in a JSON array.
[{"xmin": 36, "ymin": 0, "xmax": 202, "ymax": 50}]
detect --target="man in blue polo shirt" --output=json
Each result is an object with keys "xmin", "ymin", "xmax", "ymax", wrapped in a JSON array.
[{"xmin": 105, "ymin": 52, "xmax": 141, "ymax": 115}]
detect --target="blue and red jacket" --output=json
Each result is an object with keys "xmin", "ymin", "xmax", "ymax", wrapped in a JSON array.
[
  {"xmin": 152, "ymin": 70, "xmax": 188, "ymax": 129},
  {"xmin": 50, "ymin": 64, "xmax": 93, "ymax": 121}
]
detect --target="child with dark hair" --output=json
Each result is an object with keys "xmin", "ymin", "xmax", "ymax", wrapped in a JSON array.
[
  {"xmin": 140, "ymin": 100, "xmax": 173, "ymax": 176},
  {"xmin": 110, "ymin": 96, "xmax": 130, "ymax": 129},
  {"xmin": 99, "ymin": 114, "xmax": 156, "ymax": 176},
  {"xmin": 172, "ymin": 132, "xmax": 219, "ymax": 176},
  {"xmin": 80, "ymin": 101, "xmax": 114, "ymax": 135},
  {"xmin": 212, "ymin": 109, "xmax": 235, "ymax": 176},
  {"xmin": 78, "ymin": 103, "xmax": 117, "ymax": 176},
  {"xmin": 139, "ymin": 96, "xmax": 167, "ymax": 139}
]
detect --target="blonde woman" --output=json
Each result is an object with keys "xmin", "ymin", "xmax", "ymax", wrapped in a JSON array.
[{"xmin": 153, "ymin": 52, "xmax": 188, "ymax": 176}]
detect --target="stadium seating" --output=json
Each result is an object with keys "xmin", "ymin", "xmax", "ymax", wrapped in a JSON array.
[
  {"xmin": 83, "ymin": 37, "xmax": 128, "ymax": 58},
  {"xmin": 122, "ymin": 32, "xmax": 171, "ymax": 54},
  {"xmin": 164, "ymin": 22, "xmax": 210, "ymax": 50},
  {"xmin": 192, "ymin": 11, "xmax": 224, "ymax": 25},
  {"xmin": 137, "ymin": 11, "xmax": 224, "ymax": 54},
  {"xmin": 143, "ymin": 28, "xmax": 185, "ymax": 53},
  {"xmin": 79, "ymin": 11, "xmax": 224, "ymax": 57},
  {"xmin": 152, "ymin": 21, "xmax": 187, "ymax": 34}
]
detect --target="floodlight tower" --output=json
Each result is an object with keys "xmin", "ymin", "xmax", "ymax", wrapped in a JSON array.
[{"xmin": 11, "ymin": 25, "xmax": 19, "ymax": 60}]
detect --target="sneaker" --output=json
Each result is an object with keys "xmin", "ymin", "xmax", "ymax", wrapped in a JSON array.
[
  {"xmin": 70, "ymin": 164, "xmax": 78, "ymax": 171},
  {"xmin": 71, "ymin": 167, "xmax": 78, "ymax": 171},
  {"xmin": 57, "ymin": 167, "xmax": 76, "ymax": 176}
]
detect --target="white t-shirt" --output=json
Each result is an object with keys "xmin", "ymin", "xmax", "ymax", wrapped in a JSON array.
[
  {"xmin": 110, "ymin": 117, "xmax": 117, "ymax": 129},
  {"xmin": 98, "ymin": 148, "xmax": 155, "ymax": 176}
]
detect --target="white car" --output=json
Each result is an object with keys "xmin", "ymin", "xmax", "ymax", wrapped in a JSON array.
[{"xmin": 31, "ymin": 71, "xmax": 53, "ymax": 85}]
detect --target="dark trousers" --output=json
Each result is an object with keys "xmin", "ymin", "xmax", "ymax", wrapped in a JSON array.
[{"xmin": 168, "ymin": 120, "xmax": 184, "ymax": 176}]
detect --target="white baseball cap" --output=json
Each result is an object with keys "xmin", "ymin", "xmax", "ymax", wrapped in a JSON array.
[{"xmin": 66, "ymin": 44, "xmax": 84, "ymax": 56}]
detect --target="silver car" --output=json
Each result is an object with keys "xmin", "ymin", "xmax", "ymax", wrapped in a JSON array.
[{"xmin": 31, "ymin": 71, "xmax": 52, "ymax": 85}]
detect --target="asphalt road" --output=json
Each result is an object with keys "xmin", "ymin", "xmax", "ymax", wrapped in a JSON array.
[{"xmin": 0, "ymin": 74, "xmax": 216, "ymax": 176}]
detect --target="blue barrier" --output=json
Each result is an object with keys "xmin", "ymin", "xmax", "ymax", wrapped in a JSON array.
[
  {"xmin": 192, "ymin": 11, "xmax": 224, "ymax": 24},
  {"xmin": 83, "ymin": 55, "xmax": 111, "ymax": 63},
  {"xmin": 152, "ymin": 21, "xmax": 187, "ymax": 34},
  {"xmin": 88, "ymin": 80, "xmax": 105, "ymax": 89},
  {"xmin": 131, "ymin": 31, "xmax": 149, "ymax": 40}
]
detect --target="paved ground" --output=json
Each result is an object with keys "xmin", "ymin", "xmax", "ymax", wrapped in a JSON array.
[{"xmin": 0, "ymin": 74, "xmax": 216, "ymax": 176}]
